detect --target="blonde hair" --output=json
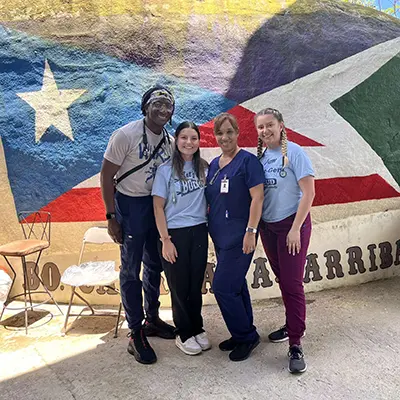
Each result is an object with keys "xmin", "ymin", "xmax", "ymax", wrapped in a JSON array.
[{"xmin": 255, "ymin": 108, "xmax": 289, "ymax": 167}]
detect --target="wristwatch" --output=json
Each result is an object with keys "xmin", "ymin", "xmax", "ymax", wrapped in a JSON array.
[
  {"xmin": 246, "ymin": 226, "xmax": 257, "ymax": 234},
  {"xmin": 106, "ymin": 212, "xmax": 116, "ymax": 220}
]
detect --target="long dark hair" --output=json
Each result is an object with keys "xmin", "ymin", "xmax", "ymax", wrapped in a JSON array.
[{"xmin": 172, "ymin": 121, "xmax": 208, "ymax": 183}]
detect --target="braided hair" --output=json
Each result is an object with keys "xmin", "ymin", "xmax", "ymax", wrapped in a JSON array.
[{"xmin": 255, "ymin": 108, "xmax": 289, "ymax": 167}]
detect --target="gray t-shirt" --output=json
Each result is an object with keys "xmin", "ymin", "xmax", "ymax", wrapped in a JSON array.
[
  {"xmin": 260, "ymin": 141, "xmax": 314, "ymax": 223},
  {"xmin": 104, "ymin": 119, "xmax": 173, "ymax": 197},
  {"xmin": 152, "ymin": 160, "xmax": 207, "ymax": 229}
]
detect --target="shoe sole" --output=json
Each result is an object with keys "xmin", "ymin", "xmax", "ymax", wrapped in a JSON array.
[
  {"xmin": 175, "ymin": 341, "xmax": 203, "ymax": 355},
  {"xmin": 269, "ymin": 336, "xmax": 289, "ymax": 343},
  {"xmin": 127, "ymin": 347, "xmax": 157, "ymax": 364},
  {"xmin": 219, "ymin": 340, "xmax": 237, "ymax": 352},
  {"xmin": 219, "ymin": 345, "xmax": 236, "ymax": 352},
  {"xmin": 288, "ymin": 364, "xmax": 307, "ymax": 374},
  {"xmin": 269, "ymin": 331, "xmax": 306, "ymax": 343},
  {"xmin": 229, "ymin": 339, "xmax": 260, "ymax": 362},
  {"xmin": 143, "ymin": 329, "xmax": 176, "ymax": 340}
]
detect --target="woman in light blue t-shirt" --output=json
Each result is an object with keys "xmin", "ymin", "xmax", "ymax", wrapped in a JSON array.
[
  {"xmin": 255, "ymin": 108, "xmax": 315, "ymax": 375},
  {"xmin": 152, "ymin": 121, "xmax": 210, "ymax": 356}
]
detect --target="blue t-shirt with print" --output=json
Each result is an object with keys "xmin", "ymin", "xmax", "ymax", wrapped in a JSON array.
[
  {"xmin": 152, "ymin": 160, "xmax": 207, "ymax": 229},
  {"xmin": 260, "ymin": 141, "xmax": 314, "ymax": 223}
]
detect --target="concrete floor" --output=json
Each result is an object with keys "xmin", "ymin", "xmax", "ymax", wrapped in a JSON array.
[{"xmin": 0, "ymin": 278, "xmax": 399, "ymax": 400}]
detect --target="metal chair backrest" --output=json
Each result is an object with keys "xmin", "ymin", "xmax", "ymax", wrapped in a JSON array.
[
  {"xmin": 18, "ymin": 211, "xmax": 51, "ymax": 243},
  {"xmin": 78, "ymin": 227, "xmax": 115, "ymax": 265},
  {"xmin": 83, "ymin": 227, "xmax": 114, "ymax": 244}
]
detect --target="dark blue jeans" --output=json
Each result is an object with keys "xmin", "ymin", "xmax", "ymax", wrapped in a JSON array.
[{"xmin": 115, "ymin": 192, "xmax": 162, "ymax": 331}]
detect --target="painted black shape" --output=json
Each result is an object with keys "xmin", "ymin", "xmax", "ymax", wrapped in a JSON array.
[
  {"xmin": 226, "ymin": 1, "xmax": 400, "ymax": 103},
  {"xmin": 303, "ymin": 253, "xmax": 323, "ymax": 283},
  {"xmin": 324, "ymin": 249, "xmax": 344, "ymax": 280},
  {"xmin": 347, "ymin": 246, "xmax": 366, "ymax": 275},
  {"xmin": 368, "ymin": 244, "xmax": 378, "ymax": 271},
  {"xmin": 251, "ymin": 257, "xmax": 273, "ymax": 289},
  {"xmin": 379, "ymin": 241, "xmax": 393, "ymax": 269},
  {"xmin": 201, "ymin": 262, "xmax": 215, "ymax": 294},
  {"xmin": 395, "ymin": 240, "xmax": 400, "ymax": 266}
]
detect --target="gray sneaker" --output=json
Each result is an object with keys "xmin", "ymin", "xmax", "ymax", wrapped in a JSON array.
[{"xmin": 288, "ymin": 345, "xmax": 307, "ymax": 374}]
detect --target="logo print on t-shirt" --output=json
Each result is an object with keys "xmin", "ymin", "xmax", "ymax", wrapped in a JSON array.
[
  {"xmin": 175, "ymin": 171, "xmax": 205, "ymax": 197},
  {"xmin": 145, "ymin": 164, "xmax": 158, "ymax": 183},
  {"xmin": 143, "ymin": 145, "xmax": 171, "ymax": 183}
]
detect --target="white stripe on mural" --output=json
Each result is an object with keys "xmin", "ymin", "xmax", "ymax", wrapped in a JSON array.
[{"xmin": 242, "ymin": 37, "xmax": 400, "ymax": 190}]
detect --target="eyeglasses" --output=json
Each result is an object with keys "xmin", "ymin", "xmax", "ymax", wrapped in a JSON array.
[{"xmin": 151, "ymin": 101, "xmax": 174, "ymax": 111}]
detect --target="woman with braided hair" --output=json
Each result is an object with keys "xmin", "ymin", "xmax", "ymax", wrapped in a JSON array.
[{"xmin": 255, "ymin": 108, "xmax": 315, "ymax": 374}]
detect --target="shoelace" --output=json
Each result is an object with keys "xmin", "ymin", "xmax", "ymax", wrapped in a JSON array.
[
  {"xmin": 140, "ymin": 330, "xmax": 148, "ymax": 349},
  {"xmin": 288, "ymin": 347, "xmax": 303, "ymax": 359},
  {"xmin": 127, "ymin": 330, "xmax": 148, "ymax": 349}
]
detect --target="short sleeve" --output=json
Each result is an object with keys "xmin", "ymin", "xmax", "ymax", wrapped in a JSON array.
[
  {"xmin": 244, "ymin": 154, "xmax": 265, "ymax": 189},
  {"xmin": 292, "ymin": 149, "xmax": 315, "ymax": 182},
  {"xmin": 152, "ymin": 165, "xmax": 170, "ymax": 199},
  {"xmin": 104, "ymin": 129, "xmax": 130, "ymax": 166}
]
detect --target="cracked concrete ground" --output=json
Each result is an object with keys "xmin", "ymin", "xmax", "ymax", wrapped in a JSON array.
[{"xmin": 0, "ymin": 277, "xmax": 399, "ymax": 400}]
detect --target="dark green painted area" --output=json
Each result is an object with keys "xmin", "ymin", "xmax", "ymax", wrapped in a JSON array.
[{"xmin": 331, "ymin": 52, "xmax": 400, "ymax": 186}]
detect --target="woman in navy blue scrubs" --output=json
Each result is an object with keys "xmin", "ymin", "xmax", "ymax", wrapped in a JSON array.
[{"xmin": 205, "ymin": 113, "xmax": 264, "ymax": 362}]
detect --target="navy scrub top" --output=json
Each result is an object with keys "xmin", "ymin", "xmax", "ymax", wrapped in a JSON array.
[{"xmin": 205, "ymin": 149, "xmax": 265, "ymax": 250}]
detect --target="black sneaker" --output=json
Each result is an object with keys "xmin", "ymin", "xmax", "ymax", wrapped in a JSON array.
[
  {"xmin": 288, "ymin": 345, "xmax": 307, "ymax": 374},
  {"xmin": 229, "ymin": 337, "xmax": 260, "ymax": 362},
  {"xmin": 127, "ymin": 329, "xmax": 157, "ymax": 364},
  {"xmin": 268, "ymin": 325, "xmax": 306, "ymax": 343},
  {"xmin": 219, "ymin": 337, "xmax": 237, "ymax": 352},
  {"xmin": 142, "ymin": 317, "xmax": 176, "ymax": 339}
]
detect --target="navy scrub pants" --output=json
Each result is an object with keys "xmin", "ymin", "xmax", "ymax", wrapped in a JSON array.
[
  {"xmin": 212, "ymin": 244, "xmax": 259, "ymax": 343},
  {"xmin": 115, "ymin": 192, "xmax": 163, "ymax": 332}
]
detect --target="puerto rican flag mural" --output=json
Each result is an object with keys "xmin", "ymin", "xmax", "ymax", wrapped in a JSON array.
[{"xmin": 0, "ymin": 24, "xmax": 399, "ymax": 223}]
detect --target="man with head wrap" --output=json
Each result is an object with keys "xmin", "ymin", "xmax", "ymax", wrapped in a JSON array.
[{"xmin": 101, "ymin": 86, "xmax": 176, "ymax": 364}]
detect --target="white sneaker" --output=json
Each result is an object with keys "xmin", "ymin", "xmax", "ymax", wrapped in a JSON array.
[
  {"xmin": 175, "ymin": 336, "xmax": 202, "ymax": 355},
  {"xmin": 195, "ymin": 332, "xmax": 212, "ymax": 351}
]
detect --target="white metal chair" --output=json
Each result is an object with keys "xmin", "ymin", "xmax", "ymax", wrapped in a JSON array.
[{"xmin": 61, "ymin": 226, "xmax": 123, "ymax": 337}]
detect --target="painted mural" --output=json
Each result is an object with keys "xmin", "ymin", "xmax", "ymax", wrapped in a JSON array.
[{"xmin": 0, "ymin": 0, "xmax": 399, "ymax": 305}]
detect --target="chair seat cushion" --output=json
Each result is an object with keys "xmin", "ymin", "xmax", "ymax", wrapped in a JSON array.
[
  {"xmin": 61, "ymin": 261, "xmax": 119, "ymax": 287},
  {"xmin": 0, "ymin": 239, "xmax": 49, "ymax": 256}
]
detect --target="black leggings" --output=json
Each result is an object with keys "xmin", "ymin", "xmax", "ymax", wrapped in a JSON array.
[{"xmin": 158, "ymin": 223, "xmax": 208, "ymax": 342}]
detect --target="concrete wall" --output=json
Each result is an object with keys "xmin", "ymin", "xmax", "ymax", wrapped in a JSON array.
[
  {"xmin": 0, "ymin": 0, "xmax": 399, "ymax": 306},
  {"xmin": 3, "ymin": 209, "xmax": 400, "ymax": 307}
]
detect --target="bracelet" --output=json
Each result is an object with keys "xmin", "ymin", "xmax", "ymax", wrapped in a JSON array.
[{"xmin": 159, "ymin": 235, "xmax": 171, "ymax": 242}]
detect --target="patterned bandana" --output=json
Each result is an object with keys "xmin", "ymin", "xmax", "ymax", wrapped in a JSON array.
[{"xmin": 145, "ymin": 89, "xmax": 175, "ymax": 107}]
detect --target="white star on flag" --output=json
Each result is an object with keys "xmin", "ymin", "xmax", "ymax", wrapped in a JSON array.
[{"xmin": 17, "ymin": 60, "xmax": 87, "ymax": 143}]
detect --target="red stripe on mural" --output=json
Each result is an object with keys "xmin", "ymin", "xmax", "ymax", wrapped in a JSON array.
[
  {"xmin": 313, "ymin": 174, "xmax": 400, "ymax": 206},
  {"xmin": 41, "ymin": 174, "xmax": 399, "ymax": 222},
  {"xmin": 199, "ymin": 105, "xmax": 324, "ymax": 148},
  {"xmin": 38, "ymin": 188, "xmax": 106, "ymax": 222}
]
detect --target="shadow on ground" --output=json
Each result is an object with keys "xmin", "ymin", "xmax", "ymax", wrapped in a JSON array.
[{"xmin": 1, "ymin": 278, "xmax": 400, "ymax": 400}]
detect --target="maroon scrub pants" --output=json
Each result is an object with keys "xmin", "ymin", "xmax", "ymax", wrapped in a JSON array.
[{"xmin": 259, "ymin": 213, "xmax": 312, "ymax": 346}]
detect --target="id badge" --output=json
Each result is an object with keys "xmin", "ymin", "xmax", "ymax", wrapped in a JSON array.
[{"xmin": 220, "ymin": 176, "xmax": 229, "ymax": 193}]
